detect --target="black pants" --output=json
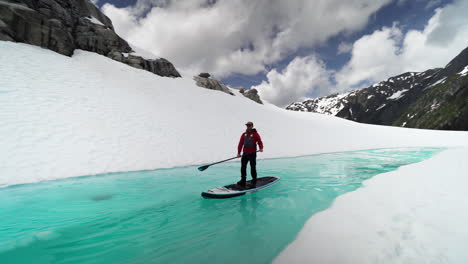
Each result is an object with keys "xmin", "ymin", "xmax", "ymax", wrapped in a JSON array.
[{"xmin": 241, "ymin": 152, "xmax": 257, "ymax": 182}]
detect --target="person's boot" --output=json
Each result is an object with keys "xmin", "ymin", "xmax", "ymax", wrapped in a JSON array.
[
  {"xmin": 237, "ymin": 178, "xmax": 246, "ymax": 187},
  {"xmin": 251, "ymin": 178, "xmax": 257, "ymax": 187}
]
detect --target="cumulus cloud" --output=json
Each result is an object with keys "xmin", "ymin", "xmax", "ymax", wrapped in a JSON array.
[
  {"xmin": 335, "ymin": 0, "xmax": 468, "ymax": 90},
  {"xmin": 253, "ymin": 0, "xmax": 468, "ymax": 106},
  {"xmin": 425, "ymin": 0, "xmax": 442, "ymax": 10},
  {"xmin": 102, "ymin": 0, "xmax": 390, "ymax": 77},
  {"xmin": 335, "ymin": 24, "xmax": 404, "ymax": 88},
  {"xmin": 252, "ymin": 56, "xmax": 333, "ymax": 107},
  {"xmin": 100, "ymin": 0, "xmax": 467, "ymax": 107}
]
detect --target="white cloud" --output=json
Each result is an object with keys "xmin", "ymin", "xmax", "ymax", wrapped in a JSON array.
[
  {"xmin": 335, "ymin": 0, "xmax": 468, "ymax": 90},
  {"xmin": 100, "ymin": 0, "xmax": 467, "ymax": 107},
  {"xmin": 252, "ymin": 56, "xmax": 333, "ymax": 107},
  {"xmin": 425, "ymin": 0, "xmax": 442, "ymax": 10},
  {"xmin": 102, "ymin": 0, "xmax": 391, "ymax": 78},
  {"xmin": 253, "ymin": 0, "xmax": 468, "ymax": 106},
  {"xmin": 397, "ymin": 0, "xmax": 442, "ymax": 9},
  {"xmin": 335, "ymin": 24, "xmax": 403, "ymax": 88}
]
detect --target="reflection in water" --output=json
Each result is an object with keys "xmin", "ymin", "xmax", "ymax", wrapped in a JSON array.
[
  {"xmin": 240, "ymin": 195, "xmax": 258, "ymax": 225},
  {"xmin": 90, "ymin": 194, "xmax": 113, "ymax": 201}
]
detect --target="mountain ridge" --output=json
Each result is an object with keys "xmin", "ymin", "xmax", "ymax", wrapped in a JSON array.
[{"xmin": 287, "ymin": 46, "xmax": 468, "ymax": 130}]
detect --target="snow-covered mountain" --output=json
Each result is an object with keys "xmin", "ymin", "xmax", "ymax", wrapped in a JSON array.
[{"xmin": 287, "ymin": 46, "xmax": 468, "ymax": 130}]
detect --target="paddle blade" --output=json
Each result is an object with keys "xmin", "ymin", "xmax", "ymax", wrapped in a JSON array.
[{"xmin": 198, "ymin": 165, "xmax": 209, "ymax": 171}]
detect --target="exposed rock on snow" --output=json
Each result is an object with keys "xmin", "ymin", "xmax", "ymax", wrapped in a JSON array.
[
  {"xmin": 0, "ymin": 0, "xmax": 181, "ymax": 77},
  {"xmin": 239, "ymin": 87, "xmax": 263, "ymax": 104},
  {"xmin": 198, "ymin": 72, "xmax": 211, "ymax": 78},
  {"xmin": 193, "ymin": 75, "xmax": 234, "ymax": 95},
  {"xmin": 108, "ymin": 51, "xmax": 180, "ymax": 78},
  {"xmin": 196, "ymin": 80, "xmax": 264, "ymax": 104}
]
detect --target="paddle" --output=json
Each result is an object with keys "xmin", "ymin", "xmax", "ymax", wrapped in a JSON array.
[{"xmin": 197, "ymin": 151, "xmax": 260, "ymax": 171}]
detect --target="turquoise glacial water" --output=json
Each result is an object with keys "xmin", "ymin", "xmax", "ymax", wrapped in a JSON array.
[{"xmin": 0, "ymin": 148, "xmax": 442, "ymax": 264}]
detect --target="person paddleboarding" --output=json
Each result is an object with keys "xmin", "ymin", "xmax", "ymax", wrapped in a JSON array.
[{"xmin": 237, "ymin": 121, "xmax": 263, "ymax": 187}]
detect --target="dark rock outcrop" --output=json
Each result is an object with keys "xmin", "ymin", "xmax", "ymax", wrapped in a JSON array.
[
  {"xmin": 0, "ymin": 0, "xmax": 180, "ymax": 77},
  {"xmin": 193, "ymin": 75, "xmax": 234, "ymax": 95},
  {"xmin": 287, "ymin": 46, "xmax": 468, "ymax": 131},
  {"xmin": 239, "ymin": 87, "xmax": 263, "ymax": 104},
  {"xmin": 108, "ymin": 51, "xmax": 180, "ymax": 77},
  {"xmin": 198, "ymin": 72, "xmax": 210, "ymax": 78},
  {"xmin": 192, "ymin": 75, "xmax": 264, "ymax": 103}
]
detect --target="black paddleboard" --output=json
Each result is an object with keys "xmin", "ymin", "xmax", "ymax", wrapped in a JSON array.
[{"xmin": 201, "ymin": 176, "xmax": 280, "ymax": 199}]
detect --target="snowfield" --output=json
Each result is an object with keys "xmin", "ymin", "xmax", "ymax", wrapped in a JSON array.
[
  {"xmin": 2, "ymin": 41, "xmax": 468, "ymax": 187},
  {"xmin": 275, "ymin": 147, "xmax": 468, "ymax": 264},
  {"xmin": 1, "ymin": 41, "xmax": 468, "ymax": 263}
]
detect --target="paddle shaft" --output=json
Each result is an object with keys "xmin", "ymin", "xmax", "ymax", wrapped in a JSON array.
[
  {"xmin": 207, "ymin": 156, "xmax": 239, "ymax": 167},
  {"xmin": 198, "ymin": 150, "xmax": 260, "ymax": 171}
]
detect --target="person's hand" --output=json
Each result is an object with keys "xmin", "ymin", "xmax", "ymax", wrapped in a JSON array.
[
  {"xmin": 237, "ymin": 154, "xmax": 241, "ymax": 158},
  {"xmin": 259, "ymin": 149, "xmax": 263, "ymax": 152}
]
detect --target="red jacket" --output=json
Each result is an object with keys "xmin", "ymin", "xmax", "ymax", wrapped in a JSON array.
[{"xmin": 238, "ymin": 129, "xmax": 263, "ymax": 155}]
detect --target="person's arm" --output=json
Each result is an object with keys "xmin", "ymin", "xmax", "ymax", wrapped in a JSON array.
[
  {"xmin": 238, "ymin": 134, "xmax": 244, "ymax": 156},
  {"xmin": 256, "ymin": 133, "xmax": 264, "ymax": 151}
]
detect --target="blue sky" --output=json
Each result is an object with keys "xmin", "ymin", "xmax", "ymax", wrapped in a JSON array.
[
  {"xmin": 96, "ymin": 0, "xmax": 467, "ymax": 106},
  {"xmin": 95, "ymin": 0, "xmax": 137, "ymax": 8},
  {"xmin": 223, "ymin": 0, "xmax": 451, "ymax": 91}
]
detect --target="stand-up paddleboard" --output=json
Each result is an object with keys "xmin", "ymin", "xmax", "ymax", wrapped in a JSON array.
[{"xmin": 201, "ymin": 176, "xmax": 280, "ymax": 199}]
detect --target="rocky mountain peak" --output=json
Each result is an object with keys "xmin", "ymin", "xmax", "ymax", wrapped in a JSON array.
[{"xmin": 286, "ymin": 46, "xmax": 468, "ymax": 130}]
